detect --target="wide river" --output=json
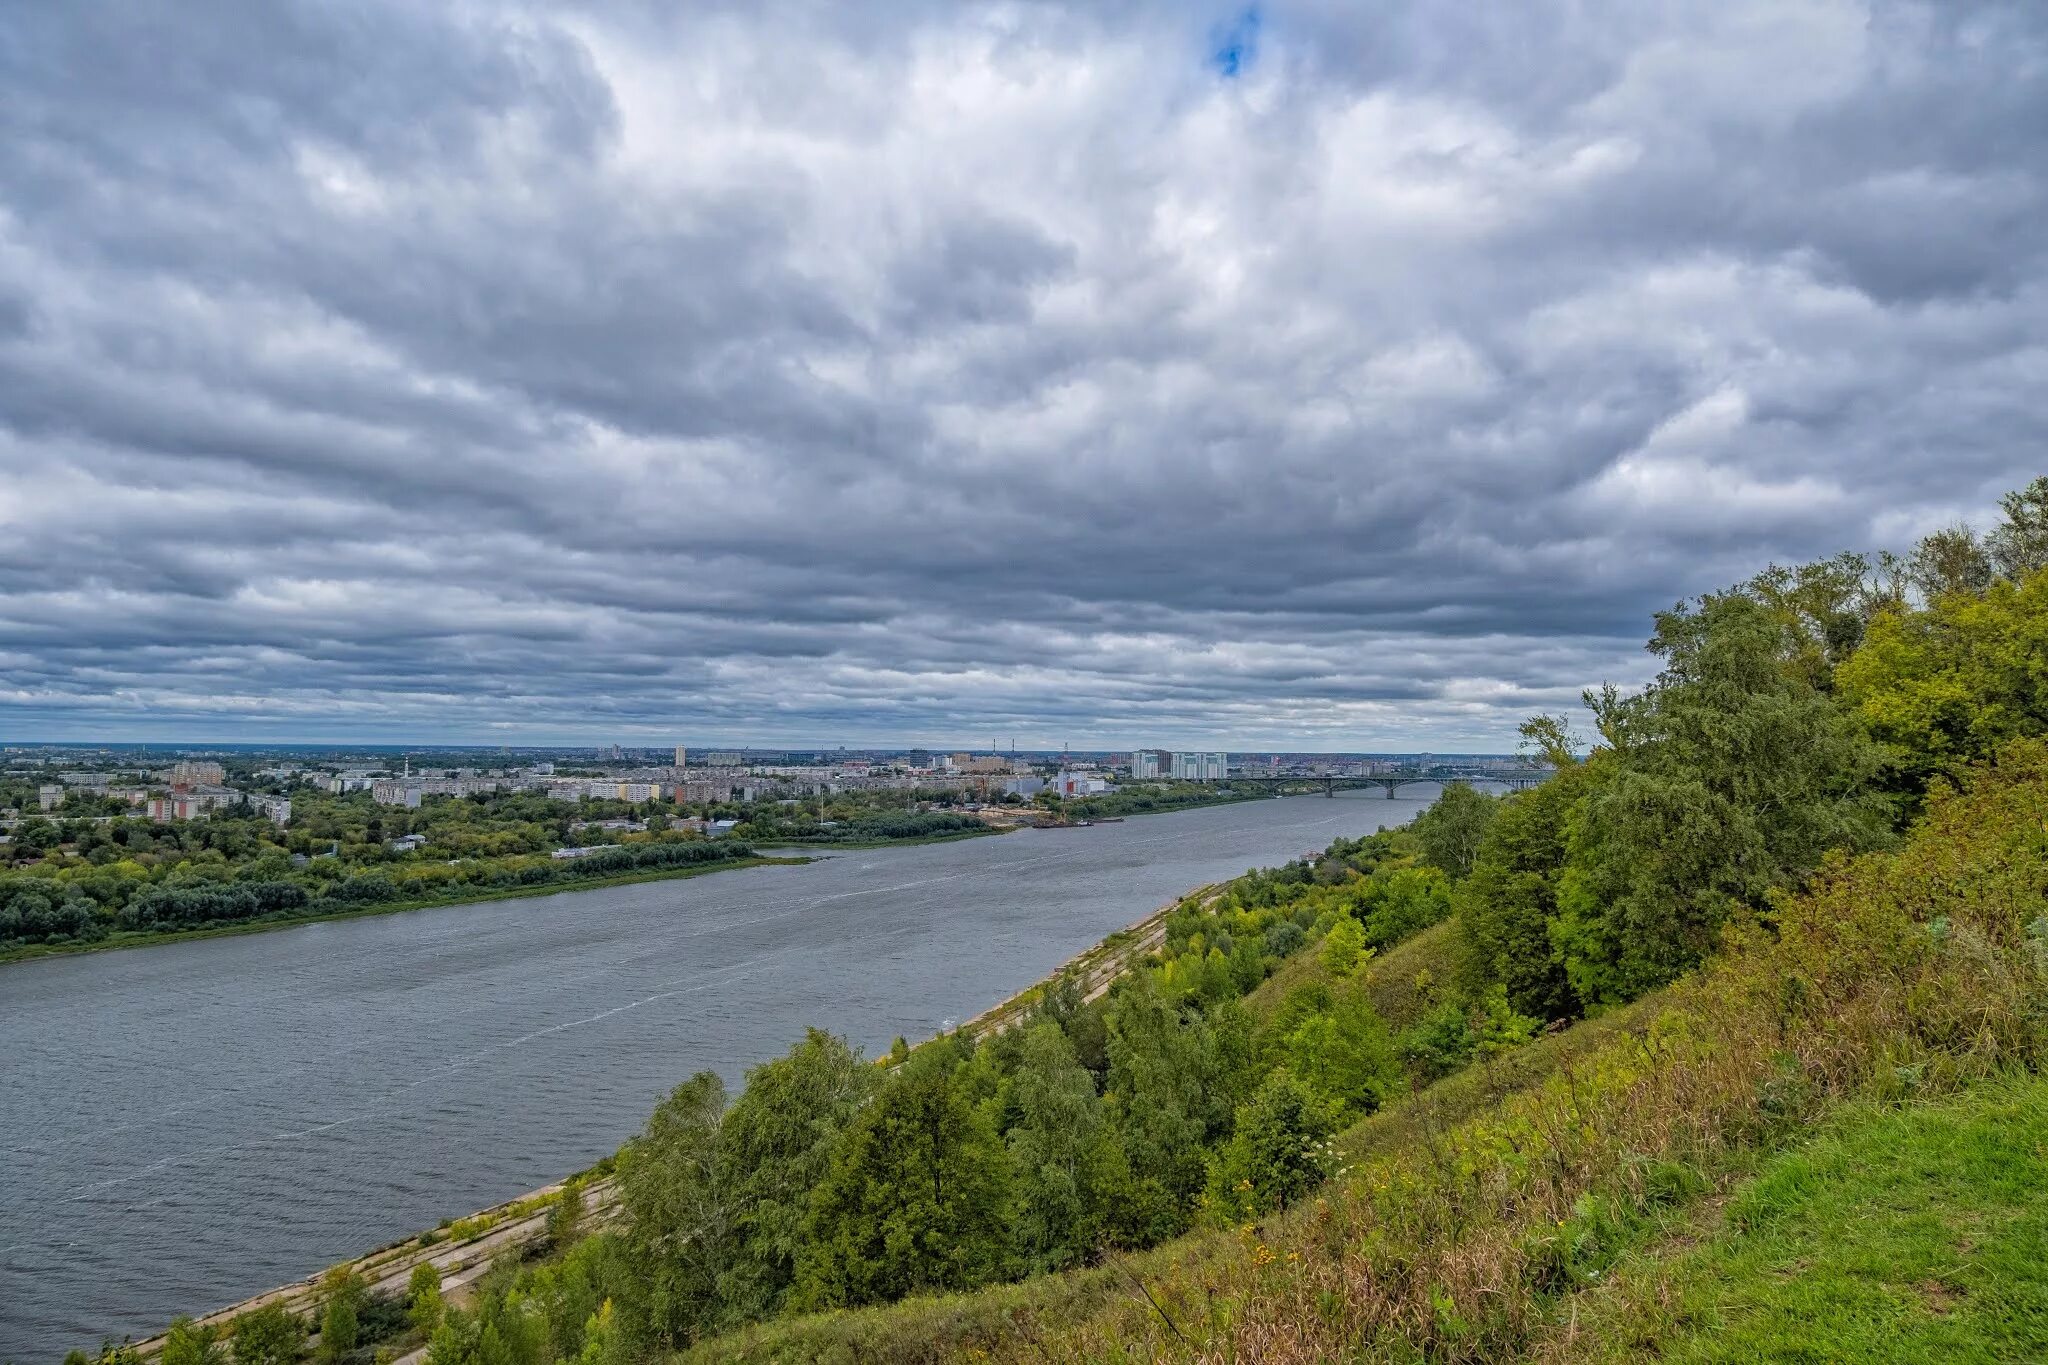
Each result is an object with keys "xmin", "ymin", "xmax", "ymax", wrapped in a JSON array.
[{"xmin": 1, "ymin": 791, "xmax": 1440, "ymax": 1359}]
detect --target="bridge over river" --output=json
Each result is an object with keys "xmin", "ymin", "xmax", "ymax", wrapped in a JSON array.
[{"xmin": 1215, "ymin": 766, "xmax": 1551, "ymax": 798}]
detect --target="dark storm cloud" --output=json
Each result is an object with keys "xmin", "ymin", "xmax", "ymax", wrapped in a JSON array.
[{"xmin": 0, "ymin": 0, "xmax": 2043, "ymax": 746}]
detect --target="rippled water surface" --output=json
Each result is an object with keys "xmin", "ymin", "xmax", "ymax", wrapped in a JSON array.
[{"xmin": 1, "ymin": 792, "xmax": 1441, "ymax": 1358}]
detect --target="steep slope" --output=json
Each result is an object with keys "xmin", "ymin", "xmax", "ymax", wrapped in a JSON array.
[{"xmin": 1533, "ymin": 1074, "xmax": 2048, "ymax": 1364}]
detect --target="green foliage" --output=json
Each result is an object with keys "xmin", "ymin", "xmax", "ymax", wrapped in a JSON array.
[
  {"xmin": 1279, "ymin": 992, "xmax": 1403, "ymax": 1117},
  {"xmin": 1552, "ymin": 593, "xmax": 1888, "ymax": 1004},
  {"xmin": 617, "ymin": 1072, "xmax": 732, "ymax": 1347},
  {"xmin": 1005, "ymin": 1023, "xmax": 1134, "ymax": 1271},
  {"xmin": 1396, "ymin": 984, "xmax": 1538, "ymax": 1083},
  {"xmin": 230, "ymin": 1303, "xmax": 305, "ymax": 1365},
  {"xmin": 715, "ymin": 1028, "xmax": 872, "ymax": 1322},
  {"xmin": 548, "ymin": 1181, "xmax": 584, "ymax": 1248},
  {"xmin": 1839, "ymin": 566, "xmax": 2048, "ymax": 793},
  {"xmin": 796, "ymin": 1044, "xmax": 1013, "ymax": 1308},
  {"xmin": 1103, "ymin": 978, "xmax": 1253, "ymax": 1240},
  {"xmin": 1354, "ymin": 863, "xmax": 1453, "ymax": 950},
  {"xmin": 316, "ymin": 1266, "xmax": 366, "ymax": 1363},
  {"xmin": 161, "ymin": 1317, "xmax": 222, "ymax": 1365},
  {"xmin": 1319, "ymin": 915, "xmax": 1366, "ymax": 976},
  {"xmin": 406, "ymin": 1264, "xmax": 444, "ymax": 1337},
  {"xmin": 1409, "ymin": 783, "xmax": 1500, "ymax": 881},
  {"xmin": 1455, "ymin": 766, "xmax": 1586, "ymax": 1020},
  {"xmin": 1208, "ymin": 1070, "xmax": 1339, "ymax": 1218}
]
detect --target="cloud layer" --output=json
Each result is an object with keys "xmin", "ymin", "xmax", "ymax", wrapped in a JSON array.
[{"xmin": 1, "ymin": 1, "xmax": 2042, "ymax": 747}]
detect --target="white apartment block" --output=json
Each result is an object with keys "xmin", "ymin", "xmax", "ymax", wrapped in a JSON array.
[{"xmin": 1169, "ymin": 751, "xmax": 1229, "ymax": 781}]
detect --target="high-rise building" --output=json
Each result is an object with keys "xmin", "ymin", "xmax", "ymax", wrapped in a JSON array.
[
  {"xmin": 166, "ymin": 760, "xmax": 225, "ymax": 788},
  {"xmin": 674, "ymin": 745, "xmax": 687, "ymax": 768},
  {"xmin": 1130, "ymin": 748, "xmax": 1171, "ymax": 779},
  {"xmin": 1169, "ymin": 751, "xmax": 1228, "ymax": 781}
]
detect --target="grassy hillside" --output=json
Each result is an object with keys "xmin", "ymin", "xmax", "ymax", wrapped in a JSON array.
[
  {"xmin": 1535, "ymin": 1073, "xmax": 2048, "ymax": 1364},
  {"xmin": 680, "ymin": 743, "xmax": 2048, "ymax": 1363}
]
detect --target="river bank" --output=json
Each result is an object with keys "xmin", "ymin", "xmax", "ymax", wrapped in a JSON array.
[
  {"xmin": 6, "ymin": 791, "xmax": 1438, "ymax": 1360},
  {"xmin": 109, "ymin": 879, "xmax": 1221, "ymax": 1361},
  {"xmin": 0, "ymin": 854, "xmax": 811, "ymax": 967}
]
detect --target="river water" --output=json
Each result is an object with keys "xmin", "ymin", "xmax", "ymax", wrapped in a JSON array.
[{"xmin": 0, "ymin": 791, "xmax": 1441, "ymax": 1359}]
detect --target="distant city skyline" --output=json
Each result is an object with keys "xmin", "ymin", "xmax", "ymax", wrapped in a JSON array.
[{"xmin": 0, "ymin": 737, "xmax": 1518, "ymax": 759}]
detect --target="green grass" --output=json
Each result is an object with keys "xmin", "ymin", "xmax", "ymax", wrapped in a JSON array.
[
  {"xmin": 0, "ymin": 855, "xmax": 811, "ymax": 965},
  {"xmin": 1335, "ymin": 988, "xmax": 1663, "ymax": 1166},
  {"xmin": 1542, "ymin": 1073, "xmax": 2048, "ymax": 1365}
]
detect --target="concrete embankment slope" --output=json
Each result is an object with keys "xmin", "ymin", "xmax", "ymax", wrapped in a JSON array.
[
  {"xmin": 126, "ymin": 1177, "xmax": 618, "ymax": 1359},
  {"xmin": 950, "ymin": 883, "xmax": 1213, "ymax": 1038}
]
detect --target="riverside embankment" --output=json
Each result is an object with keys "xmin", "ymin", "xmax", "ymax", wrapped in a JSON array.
[{"xmin": 2, "ymin": 790, "xmax": 1441, "ymax": 1360}]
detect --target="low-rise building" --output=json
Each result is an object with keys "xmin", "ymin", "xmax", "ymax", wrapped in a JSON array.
[
  {"xmin": 550, "ymin": 843, "xmax": 622, "ymax": 860},
  {"xmin": 1048, "ymin": 771, "xmax": 1111, "ymax": 798},
  {"xmin": 248, "ymin": 793, "xmax": 291, "ymax": 826}
]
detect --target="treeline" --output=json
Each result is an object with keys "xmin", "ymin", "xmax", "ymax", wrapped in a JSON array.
[
  {"xmin": 1057, "ymin": 782, "xmax": 1247, "ymax": 819},
  {"xmin": 772, "ymin": 810, "xmax": 990, "ymax": 843},
  {"xmin": 1453, "ymin": 477, "xmax": 2048, "ymax": 1025},
  {"xmin": 0, "ymin": 838, "xmax": 759, "ymax": 947},
  {"xmin": 0, "ymin": 784, "xmax": 1009, "ymax": 953}
]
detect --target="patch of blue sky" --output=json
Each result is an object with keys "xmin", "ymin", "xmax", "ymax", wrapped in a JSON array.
[{"xmin": 1210, "ymin": 7, "xmax": 1260, "ymax": 77}]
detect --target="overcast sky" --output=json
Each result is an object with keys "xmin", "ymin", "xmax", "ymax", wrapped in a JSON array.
[{"xmin": 0, "ymin": 1, "xmax": 2041, "ymax": 750}]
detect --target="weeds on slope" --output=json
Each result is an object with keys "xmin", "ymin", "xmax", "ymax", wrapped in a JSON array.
[{"xmin": 1022, "ymin": 742, "xmax": 2048, "ymax": 1364}]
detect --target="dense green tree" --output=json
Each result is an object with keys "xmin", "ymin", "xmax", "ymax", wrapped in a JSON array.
[
  {"xmin": 715, "ymin": 1029, "xmax": 872, "ymax": 1321},
  {"xmin": 1552, "ymin": 594, "xmax": 1887, "ymax": 1004},
  {"xmin": 1102, "ymin": 982, "xmax": 1199, "ymax": 1235},
  {"xmin": 1281, "ymin": 994, "xmax": 1402, "ymax": 1117},
  {"xmin": 1207, "ymin": 1071, "xmax": 1337, "ymax": 1218},
  {"xmin": 1005, "ymin": 1022, "xmax": 1133, "ymax": 1270},
  {"xmin": 1455, "ymin": 767, "xmax": 1588, "ymax": 1021},
  {"xmin": 1838, "ymin": 567, "xmax": 2048, "ymax": 793},
  {"xmin": 1409, "ymin": 783, "xmax": 1499, "ymax": 880},
  {"xmin": 795, "ymin": 1045, "xmax": 1012, "ymax": 1307},
  {"xmin": 1738, "ymin": 551, "xmax": 1881, "ymax": 691},
  {"xmin": 407, "ymin": 1263, "xmax": 445, "ymax": 1337},
  {"xmin": 1355, "ymin": 864, "xmax": 1453, "ymax": 949},
  {"xmin": 315, "ymin": 1267, "xmax": 365, "ymax": 1363},
  {"xmin": 230, "ymin": 1304, "xmax": 304, "ymax": 1365},
  {"xmin": 1032, "ymin": 972, "xmax": 1112, "ymax": 1081},
  {"xmin": 160, "ymin": 1318, "xmax": 221, "ymax": 1365},
  {"xmin": 1319, "ymin": 915, "xmax": 1366, "ymax": 976},
  {"xmin": 616, "ymin": 1072, "xmax": 732, "ymax": 1347}
]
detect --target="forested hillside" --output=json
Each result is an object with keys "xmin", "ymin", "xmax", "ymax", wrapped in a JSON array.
[{"xmin": 98, "ymin": 479, "xmax": 2048, "ymax": 1365}]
